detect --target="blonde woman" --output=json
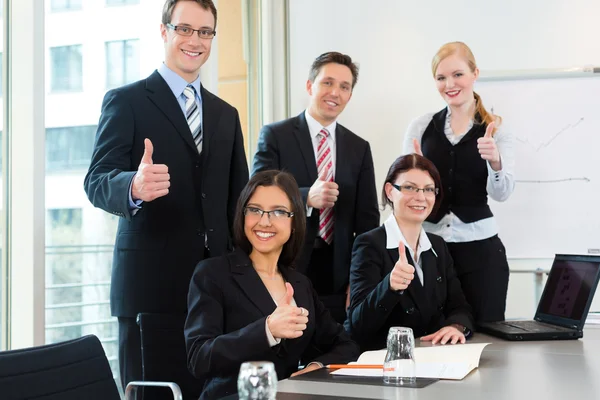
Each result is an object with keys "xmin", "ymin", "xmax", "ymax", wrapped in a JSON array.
[{"xmin": 402, "ymin": 42, "xmax": 515, "ymax": 324}]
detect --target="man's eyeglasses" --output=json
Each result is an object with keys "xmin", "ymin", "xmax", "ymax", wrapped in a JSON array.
[
  {"xmin": 167, "ymin": 23, "xmax": 216, "ymax": 39},
  {"xmin": 391, "ymin": 183, "xmax": 439, "ymax": 197},
  {"xmin": 244, "ymin": 207, "xmax": 294, "ymax": 220}
]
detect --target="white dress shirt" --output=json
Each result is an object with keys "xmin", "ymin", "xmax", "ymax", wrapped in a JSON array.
[
  {"xmin": 305, "ymin": 109, "xmax": 337, "ymax": 216},
  {"xmin": 401, "ymin": 108, "xmax": 515, "ymax": 243},
  {"xmin": 383, "ymin": 214, "xmax": 438, "ymax": 286}
]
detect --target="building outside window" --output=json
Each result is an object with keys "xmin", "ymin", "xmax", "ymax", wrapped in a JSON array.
[
  {"xmin": 50, "ymin": 45, "xmax": 83, "ymax": 92},
  {"xmin": 105, "ymin": 39, "xmax": 140, "ymax": 89}
]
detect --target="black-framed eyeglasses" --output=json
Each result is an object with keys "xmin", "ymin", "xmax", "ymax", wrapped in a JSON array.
[
  {"xmin": 391, "ymin": 183, "xmax": 439, "ymax": 197},
  {"xmin": 167, "ymin": 23, "xmax": 216, "ymax": 39},
  {"xmin": 244, "ymin": 207, "xmax": 294, "ymax": 220}
]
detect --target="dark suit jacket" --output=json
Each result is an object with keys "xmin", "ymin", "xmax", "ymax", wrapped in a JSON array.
[
  {"xmin": 251, "ymin": 112, "xmax": 379, "ymax": 292},
  {"xmin": 184, "ymin": 249, "xmax": 360, "ymax": 400},
  {"xmin": 346, "ymin": 226, "xmax": 474, "ymax": 351},
  {"xmin": 84, "ymin": 71, "xmax": 249, "ymax": 317}
]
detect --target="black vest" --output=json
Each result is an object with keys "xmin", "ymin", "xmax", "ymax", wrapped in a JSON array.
[{"xmin": 422, "ymin": 108, "xmax": 493, "ymax": 224}]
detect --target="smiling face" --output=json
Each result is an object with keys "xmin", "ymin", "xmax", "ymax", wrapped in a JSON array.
[
  {"xmin": 306, "ymin": 62, "xmax": 353, "ymax": 126},
  {"xmin": 434, "ymin": 53, "xmax": 479, "ymax": 108},
  {"xmin": 385, "ymin": 168, "xmax": 436, "ymax": 225},
  {"xmin": 160, "ymin": 1, "xmax": 214, "ymax": 82},
  {"xmin": 244, "ymin": 185, "xmax": 293, "ymax": 258}
]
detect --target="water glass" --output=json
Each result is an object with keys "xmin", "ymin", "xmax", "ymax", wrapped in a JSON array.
[
  {"xmin": 383, "ymin": 326, "xmax": 416, "ymax": 385},
  {"xmin": 237, "ymin": 361, "xmax": 278, "ymax": 400}
]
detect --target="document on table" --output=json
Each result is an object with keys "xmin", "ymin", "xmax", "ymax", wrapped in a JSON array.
[{"xmin": 331, "ymin": 343, "xmax": 491, "ymax": 380}]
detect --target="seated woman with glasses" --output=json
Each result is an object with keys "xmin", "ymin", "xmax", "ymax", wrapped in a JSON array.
[
  {"xmin": 185, "ymin": 170, "xmax": 359, "ymax": 399},
  {"xmin": 345, "ymin": 154, "xmax": 474, "ymax": 351}
]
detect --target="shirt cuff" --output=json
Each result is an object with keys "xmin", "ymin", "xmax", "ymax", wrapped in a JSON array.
[
  {"xmin": 306, "ymin": 205, "xmax": 314, "ymax": 217},
  {"xmin": 128, "ymin": 174, "xmax": 143, "ymax": 210},
  {"xmin": 486, "ymin": 162, "xmax": 504, "ymax": 184},
  {"xmin": 265, "ymin": 317, "xmax": 281, "ymax": 347},
  {"xmin": 306, "ymin": 361, "xmax": 324, "ymax": 369}
]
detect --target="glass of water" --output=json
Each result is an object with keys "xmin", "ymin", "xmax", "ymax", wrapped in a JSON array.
[
  {"xmin": 237, "ymin": 361, "xmax": 278, "ymax": 400},
  {"xmin": 383, "ymin": 326, "xmax": 416, "ymax": 385}
]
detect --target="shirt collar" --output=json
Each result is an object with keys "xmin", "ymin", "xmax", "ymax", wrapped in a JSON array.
[
  {"xmin": 383, "ymin": 214, "xmax": 437, "ymax": 259},
  {"xmin": 445, "ymin": 106, "xmax": 473, "ymax": 132},
  {"xmin": 304, "ymin": 109, "xmax": 336, "ymax": 143},
  {"xmin": 158, "ymin": 63, "xmax": 202, "ymax": 101}
]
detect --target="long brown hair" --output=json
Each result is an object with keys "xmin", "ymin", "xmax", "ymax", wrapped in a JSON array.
[{"xmin": 431, "ymin": 42, "xmax": 502, "ymax": 134}]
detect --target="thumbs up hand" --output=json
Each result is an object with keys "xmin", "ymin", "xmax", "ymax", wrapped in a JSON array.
[
  {"xmin": 307, "ymin": 164, "xmax": 339, "ymax": 209},
  {"xmin": 477, "ymin": 121, "xmax": 501, "ymax": 170},
  {"xmin": 413, "ymin": 138, "xmax": 423, "ymax": 156},
  {"xmin": 390, "ymin": 242, "xmax": 416, "ymax": 291},
  {"xmin": 131, "ymin": 138, "xmax": 171, "ymax": 202},
  {"xmin": 267, "ymin": 282, "xmax": 309, "ymax": 340}
]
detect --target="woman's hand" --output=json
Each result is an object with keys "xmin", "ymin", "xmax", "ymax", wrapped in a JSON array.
[
  {"xmin": 267, "ymin": 283, "xmax": 309, "ymax": 339},
  {"xmin": 477, "ymin": 121, "xmax": 502, "ymax": 170},
  {"xmin": 290, "ymin": 362, "xmax": 322, "ymax": 377},
  {"xmin": 421, "ymin": 325, "xmax": 466, "ymax": 345},
  {"xmin": 390, "ymin": 242, "xmax": 415, "ymax": 291}
]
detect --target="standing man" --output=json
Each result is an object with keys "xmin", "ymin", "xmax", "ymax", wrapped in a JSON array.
[
  {"xmin": 252, "ymin": 52, "xmax": 379, "ymax": 323},
  {"xmin": 84, "ymin": 0, "xmax": 248, "ymax": 389}
]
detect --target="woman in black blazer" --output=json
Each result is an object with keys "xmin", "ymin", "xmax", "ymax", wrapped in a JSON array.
[
  {"xmin": 346, "ymin": 154, "xmax": 474, "ymax": 351},
  {"xmin": 185, "ymin": 170, "xmax": 359, "ymax": 399}
]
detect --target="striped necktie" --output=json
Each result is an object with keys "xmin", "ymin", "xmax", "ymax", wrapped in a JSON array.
[
  {"xmin": 183, "ymin": 85, "xmax": 202, "ymax": 153},
  {"xmin": 316, "ymin": 128, "xmax": 334, "ymax": 244}
]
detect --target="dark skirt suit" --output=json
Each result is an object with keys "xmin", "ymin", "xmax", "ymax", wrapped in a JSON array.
[
  {"xmin": 185, "ymin": 249, "xmax": 360, "ymax": 399},
  {"xmin": 345, "ymin": 225, "xmax": 474, "ymax": 351}
]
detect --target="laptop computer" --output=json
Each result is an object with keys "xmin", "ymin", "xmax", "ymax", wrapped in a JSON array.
[{"xmin": 478, "ymin": 254, "xmax": 600, "ymax": 341}]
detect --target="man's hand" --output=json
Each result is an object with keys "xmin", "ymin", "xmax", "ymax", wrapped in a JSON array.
[
  {"xmin": 307, "ymin": 165, "xmax": 339, "ymax": 209},
  {"xmin": 131, "ymin": 139, "xmax": 171, "ymax": 202}
]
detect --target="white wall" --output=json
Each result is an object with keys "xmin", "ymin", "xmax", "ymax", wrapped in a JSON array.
[{"xmin": 287, "ymin": 0, "xmax": 600, "ymax": 317}]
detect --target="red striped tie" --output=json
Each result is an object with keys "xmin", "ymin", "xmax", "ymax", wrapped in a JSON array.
[{"xmin": 316, "ymin": 129, "xmax": 334, "ymax": 244}]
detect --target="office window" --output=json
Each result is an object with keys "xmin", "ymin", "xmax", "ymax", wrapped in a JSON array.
[
  {"xmin": 50, "ymin": 45, "xmax": 82, "ymax": 92},
  {"xmin": 0, "ymin": 52, "xmax": 2, "ymax": 97},
  {"xmin": 106, "ymin": 0, "xmax": 139, "ymax": 6},
  {"xmin": 105, "ymin": 39, "xmax": 140, "ymax": 89},
  {"xmin": 51, "ymin": 0, "xmax": 82, "ymax": 12},
  {"xmin": 46, "ymin": 125, "xmax": 96, "ymax": 171},
  {"xmin": 46, "ymin": 208, "xmax": 84, "ymax": 343}
]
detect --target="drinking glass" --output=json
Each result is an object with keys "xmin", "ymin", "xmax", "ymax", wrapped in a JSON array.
[
  {"xmin": 237, "ymin": 361, "xmax": 278, "ymax": 399},
  {"xmin": 383, "ymin": 326, "xmax": 416, "ymax": 385}
]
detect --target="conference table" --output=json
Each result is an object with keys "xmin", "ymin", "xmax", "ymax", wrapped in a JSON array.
[{"xmin": 277, "ymin": 325, "xmax": 600, "ymax": 399}]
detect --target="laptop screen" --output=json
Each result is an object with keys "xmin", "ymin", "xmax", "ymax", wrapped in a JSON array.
[{"xmin": 536, "ymin": 255, "xmax": 600, "ymax": 328}]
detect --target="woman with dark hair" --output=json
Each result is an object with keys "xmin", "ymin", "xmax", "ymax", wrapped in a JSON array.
[
  {"xmin": 403, "ymin": 42, "xmax": 515, "ymax": 323},
  {"xmin": 185, "ymin": 170, "xmax": 359, "ymax": 399},
  {"xmin": 345, "ymin": 154, "xmax": 474, "ymax": 351}
]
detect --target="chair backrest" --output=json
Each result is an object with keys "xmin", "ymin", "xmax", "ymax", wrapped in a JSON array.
[
  {"xmin": 137, "ymin": 313, "xmax": 203, "ymax": 400},
  {"xmin": 0, "ymin": 334, "xmax": 121, "ymax": 400}
]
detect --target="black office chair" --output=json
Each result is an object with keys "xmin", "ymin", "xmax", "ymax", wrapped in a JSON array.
[
  {"xmin": 137, "ymin": 313, "xmax": 203, "ymax": 400},
  {"xmin": 0, "ymin": 334, "xmax": 181, "ymax": 400}
]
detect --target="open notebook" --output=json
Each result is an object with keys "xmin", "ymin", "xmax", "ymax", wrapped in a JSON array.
[{"xmin": 331, "ymin": 343, "xmax": 490, "ymax": 380}]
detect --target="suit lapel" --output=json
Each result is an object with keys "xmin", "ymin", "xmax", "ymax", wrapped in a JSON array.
[
  {"xmin": 200, "ymin": 86, "xmax": 222, "ymax": 167},
  {"xmin": 293, "ymin": 113, "xmax": 318, "ymax": 182},
  {"xmin": 333, "ymin": 125, "xmax": 349, "ymax": 237},
  {"xmin": 230, "ymin": 252, "xmax": 277, "ymax": 317},
  {"xmin": 145, "ymin": 71, "xmax": 198, "ymax": 155}
]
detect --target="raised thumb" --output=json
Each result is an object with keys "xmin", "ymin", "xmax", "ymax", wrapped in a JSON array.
[
  {"xmin": 141, "ymin": 138, "xmax": 154, "ymax": 165},
  {"xmin": 282, "ymin": 282, "xmax": 294, "ymax": 305}
]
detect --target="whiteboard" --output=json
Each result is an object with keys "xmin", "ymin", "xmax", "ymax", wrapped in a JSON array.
[{"xmin": 475, "ymin": 77, "xmax": 600, "ymax": 258}]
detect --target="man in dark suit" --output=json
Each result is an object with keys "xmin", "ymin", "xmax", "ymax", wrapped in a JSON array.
[
  {"xmin": 83, "ymin": 0, "xmax": 248, "ymax": 389},
  {"xmin": 252, "ymin": 52, "xmax": 380, "ymax": 323}
]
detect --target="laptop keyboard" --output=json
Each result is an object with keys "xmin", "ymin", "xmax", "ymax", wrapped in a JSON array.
[{"xmin": 501, "ymin": 320, "xmax": 574, "ymax": 332}]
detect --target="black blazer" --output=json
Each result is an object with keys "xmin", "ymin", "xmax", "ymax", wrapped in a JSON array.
[
  {"xmin": 184, "ymin": 249, "xmax": 359, "ymax": 400},
  {"xmin": 346, "ymin": 226, "xmax": 474, "ymax": 351},
  {"xmin": 84, "ymin": 71, "xmax": 249, "ymax": 317},
  {"xmin": 251, "ymin": 112, "xmax": 379, "ymax": 291}
]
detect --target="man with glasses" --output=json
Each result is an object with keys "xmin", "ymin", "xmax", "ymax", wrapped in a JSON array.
[
  {"xmin": 84, "ymin": 0, "xmax": 248, "ymax": 389},
  {"xmin": 252, "ymin": 52, "xmax": 380, "ymax": 324}
]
